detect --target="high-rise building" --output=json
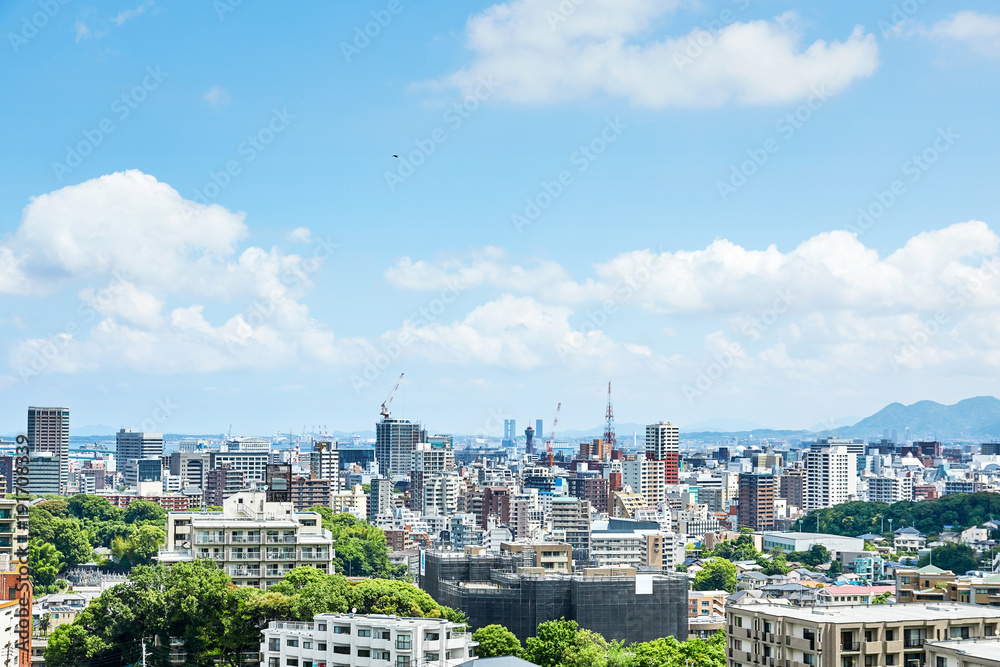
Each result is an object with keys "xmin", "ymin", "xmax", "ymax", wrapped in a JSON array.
[
  {"xmin": 502, "ymin": 419, "xmax": 516, "ymax": 449},
  {"xmin": 481, "ymin": 486, "xmax": 511, "ymax": 530},
  {"xmin": 25, "ymin": 452, "xmax": 62, "ymax": 495},
  {"xmin": 778, "ymin": 466, "xmax": 807, "ymax": 509},
  {"xmin": 804, "ymin": 444, "xmax": 858, "ymax": 510},
  {"xmin": 536, "ymin": 419, "xmax": 544, "ymax": 440},
  {"xmin": 205, "ymin": 464, "xmax": 245, "ymax": 506},
  {"xmin": 646, "ymin": 421, "xmax": 680, "ymax": 484},
  {"xmin": 421, "ymin": 472, "xmax": 463, "ymax": 516},
  {"xmin": 368, "ymin": 478, "xmax": 393, "ymax": 518},
  {"xmin": 303, "ymin": 441, "xmax": 341, "ymax": 491},
  {"xmin": 738, "ymin": 472, "xmax": 776, "ymax": 530},
  {"xmin": 567, "ymin": 475, "xmax": 610, "ymax": 514},
  {"xmin": 27, "ymin": 406, "xmax": 69, "ymax": 493},
  {"xmin": 551, "ymin": 496, "xmax": 592, "ymax": 553},
  {"xmin": 866, "ymin": 475, "xmax": 913, "ymax": 504},
  {"xmin": 375, "ymin": 418, "xmax": 426, "ymax": 476},
  {"xmin": 623, "ymin": 458, "xmax": 666, "ymax": 507},
  {"xmin": 411, "ymin": 440, "xmax": 454, "ymax": 509},
  {"xmin": 116, "ymin": 429, "xmax": 164, "ymax": 487}
]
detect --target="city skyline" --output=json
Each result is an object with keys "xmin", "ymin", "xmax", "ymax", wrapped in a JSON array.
[{"xmin": 3, "ymin": 1, "xmax": 1000, "ymax": 434}]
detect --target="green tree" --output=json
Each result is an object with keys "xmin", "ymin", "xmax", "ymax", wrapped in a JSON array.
[
  {"xmin": 123, "ymin": 499, "xmax": 166, "ymax": 524},
  {"xmin": 51, "ymin": 518, "xmax": 93, "ymax": 568},
  {"xmin": 67, "ymin": 494, "xmax": 123, "ymax": 522},
  {"xmin": 693, "ymin": 558, "xmax": 737, "ymax": 593},
  {"xmin": 45, "ymin": 625, "xmax": 112, "ymax": 667},
  {"xmin": 713, "ymin": 530, "xmax": 760, "ymax": 562},
  {"xmin": 790, "ymin": 544, "xmax": 830, "ymax": 567},
  {"xmin": 918, "ymin": 543, "xmax": 979, "ymax": 574},
  {"xmin": 524, "ymin": 619, "xmax": 581, "ymax": 667},
  {"xmin": 761, "ymin": 549, "xmax": 790, "ymax": 576},
  {"xmin": 871, "ymin": 592, "xmax": 892, "ymax": 604},
  {"xmin": 473, "ymin": 624, "xmax": 523, "ymax": 658},
  {"xmin": 29, "ymin": 540, "xmax": 62, "ymax": 588},
  {"xmin": 36, "ymin": 499, "xmax": 69, "ymax": 517}
]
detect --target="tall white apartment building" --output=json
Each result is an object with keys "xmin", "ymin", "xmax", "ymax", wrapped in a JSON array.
[
  {"xmin": 645, "ymin": 421, "xmax": 679, "ymax": 459},
  {"xmin": 421, "ymin": 473, "xmax": 463, "ymax": 516},
  {"xmin": 804, "ymin": 445, "xmax": 858, "ymax": 510},
  {"xmin": 157, "ymin": 490, "xmax": 334, "ymax": 589},
  {"xmin": 261, "ymin": 613, "xmax": 477, "ymax": 667},
  {"xmin": 866, "ymin": 475, "xmax": 913, "ymax": 504},
  {"xmin": 623, "ymin": 458, "xmax": 666, "ymax": 507}
]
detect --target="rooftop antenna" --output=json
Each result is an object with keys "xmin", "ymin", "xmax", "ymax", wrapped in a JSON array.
[{"xmin": 603, "ymin": 381, "xmax": 616, "ymax": 450}]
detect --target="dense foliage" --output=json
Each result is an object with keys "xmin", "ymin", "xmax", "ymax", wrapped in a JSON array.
[
  {"xmin": 45, "ymin": 563, "xmax": 464, "ymax": 667},
  {"xmin": 521, "ymin": 619, "xmax": 726, "ymax": 667},
  {"xmin": 710, "ymin": 531, "xmax": 793, "ymax": 575},
  {"xmin": 306, "ymin": 507, "xmax": 409, "ymax": 579},
  {"xmin": 473, "ymin": 624, "xmax": 523, "ymax": 658},
  {"xmin": 917, "ymin": 542, "xmax": 980, "ymax": 574},
  {"xmin": 693, "ymin": 558, "xmax": 737, "ymax": 593},
  {"xmin": 791, "ymin": 492, "xmax": 1000, "ymax": 537}
]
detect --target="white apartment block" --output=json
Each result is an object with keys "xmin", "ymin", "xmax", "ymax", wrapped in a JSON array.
[
  {"xmin": 590, "ymin": 531, "xmax": 644, "ymax": 567},
  {"xmin": 646, "ymin": 421, "xmax": 679, "ymax": 460},
  {"xmin": 227, "ymin": 436, "xmax": 273, "ymax": 453},
  {"xmin": 623, "ymin": 458, "xmax": 666, "ymax": 507},
  {"xmin": 421, "ymin": 473, "xmax": 463, "ymax": 516},
  {"xmin": 804, "ymin": 445, "xmax": 857, "ymax": 510},
  {"xmin": 866, "ymin": 475, "xmax": 913, "ymax": 504},
  {"xmin": 158, "ymin": 491, "xmax": 334, "ymax": 588},
  {"xmin": 331, "ymin": 485, "xmax": 368, "ymax": 520},
  {"xmin": 261, "ymin": 613, "xmax": 477, "ymax": 667}
]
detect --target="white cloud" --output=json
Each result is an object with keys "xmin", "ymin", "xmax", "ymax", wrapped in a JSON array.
[
  {"xmin": 74, "ymin": 21, "xmax": 93, "ymax": 42},
  {"xmin": 111, "ymin": 0, "xmax": 155, "ymax": 26},
  {"xmin": 1, "ymin": 171, "xmax": 363, "ymax": 381},
  {"xmin": 203, "ymin": 85, "xmax": 232, "ymax": 109},
  {"xmin": 287, "ymin": 227, "xmax": 313, "ymax": 243},
  {"xmin": 925, "ymin": 11, "xmax": 1000, "ymax": 57},
  {"xmin": 435, "ymin": 0, "xmax": 879, "ymax": 107}
]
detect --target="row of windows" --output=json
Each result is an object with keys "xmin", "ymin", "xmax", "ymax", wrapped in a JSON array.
[{"xmin": 273, "ymin": 634, "xmax": 412, "ymax": 651}]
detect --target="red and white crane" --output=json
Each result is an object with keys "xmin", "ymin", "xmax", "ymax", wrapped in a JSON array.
[
  {"xmin": 380, "ymin": 372, "xmax": 404, "ymax": 419},
  {"xmin": 545, "ymin": 402, "xmax": 561, "ymax": 467}
]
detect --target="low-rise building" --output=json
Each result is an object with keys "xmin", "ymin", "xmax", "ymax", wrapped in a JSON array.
[
  {"xmin": 260, "ymin": 613, "xmax": 477, "ymax": 667},
  {"xmin": 760, "ymin": 532, "xmax": 864, "ymax": 555},
  {"xmin": 689, "ymin": 590, "xmax": 727, "ymax": 617}
]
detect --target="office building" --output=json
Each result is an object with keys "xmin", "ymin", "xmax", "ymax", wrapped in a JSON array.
[
  {"xmin": 303, "ymin": 442, "xmax": 341, "ymax": 490},
  {"xmin": 737, "ymin": 473, "xmax": 775, "ymax": 531},
  {"xmin": 157, "ymin": 490, "xmax": 334, "ymax": 588},
  {"xmin": 27, "ymin": 406, "xmax": 69, "ymax": 493},
  {"xmin": 170, "ymin": 452, "xmax": 210, "ymax": 489},
  {"xmin": 726, "ymin": 601, "xmax": 1000, "ymax": 667},
  {"xmin": 260, "ymin": 613, "xmax": 477, "ymax": 667},
  {"xmin": 26, "ymin": 452, "xmax": 61, "ymax": 495},
  {"xmin": 291, "ymin": 476, "xmax": 333, "ymax": 511},
  {"xmin": 375, "ymin": 418, "xmax": 427, "ymax": 476},
  {"xmin": 226, "ymin": 436, "xmax": 271, "ymax": 453},
  {"xmin": 804, "ymin": 444, "xmax": 857, "ymax": 510},
  {"xmin": 210, "ymin": 451, "xmax": 270, "ymax": 484},
  {"xmin": 116, "ymin": 429, "xmax": 164, "ymax": 487},
  {"xmin": 502, "ymin": 419, "xmax": 516, "ymax": 449},
  {"xmin": 646, "ymin": 421, "xmax": 680, "ymax": 484},
  {"xmin": 567, "ymin": 475, "xmax": 610, "ymax": 514}
]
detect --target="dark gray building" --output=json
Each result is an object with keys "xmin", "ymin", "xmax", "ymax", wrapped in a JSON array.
[{"xmin": 419, "ymin": 551, "xmax": 688, "ymax": 644}]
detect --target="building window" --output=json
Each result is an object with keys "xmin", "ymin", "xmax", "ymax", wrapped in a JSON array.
[
  {"xmin": 396, "ymin": 658, "xmax": 410, "ymax": 667},
  {"xmin": 886, "ymin": 631, "xmax": 895, "ymax": 642},
  {"xmin": 303, "ymin": 641, "xmax": 313, "ymax": 649},
  {"xmin": 317, "ymin": 623, "xmax": 327, "ymax": 631},
  {"xmin": 334, "ymin": 626, "xmax": 351, "ymax": 635},
  {"xmin": 936, "ymin": 659, "xmax": 947, "ymax": 667},
  {"xmin": 317, "ymin": 643, "xmax": 327, "ymax": 651},
  {"xmin": 287, "ymin": 660, "xmax": 298, "ymax": 667},
  {"xmin": 866, "ymin": 657, "xmax": 875, "ymax": 667},
  {"xmin": 358, "ymin": 650, "xmax": 371, "ymax": 658},
  {"xmin": 269, "ymin": 639, "xmax": 280, "ymax": 651},
  {"xmin": 425, "ymin": 632, "xmax": 440, "ymax": 641},
  {"xmin": 333, "ymin": 646, "xmax": 350, "ymax": 655},
  {"xmin": 379, "ymin": 631, "xmax": 392, "ymax": 640},
  {"xmin": 887, "ymin": 655, "xmax": 896, "ymax": 666},
  {"xmin": 358, "ymin": 629, "xmax": 371, "ymax": 637},
  {"xmin": 287, "ymin": 639, "xmax": 299, "ymax": 647},
  {"xmin": 269, "ymin": 660, "xmax": 279, "ymax": 667},
  {"xmin": 397, "ymin": 635, "xmax": 411, "ymax": 650}
]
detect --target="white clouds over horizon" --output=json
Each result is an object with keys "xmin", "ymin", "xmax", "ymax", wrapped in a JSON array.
[
  {"xmin": 925, "ymin": 11, "xmax": 1000, "ymax": 57},
  {"xmin": 435, "ymin": 0, "xmax": 879, "ymax": 107}
]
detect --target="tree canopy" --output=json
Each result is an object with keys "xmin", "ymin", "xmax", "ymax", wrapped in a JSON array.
[
  {"xmin": 693, "ymin": 558, "xmax": 737, "ymax": 593},
  {"xmin": 306, "ymin": 507, "xmax": 408, "ymax": 579},
  {"xmin": 473, "ymin": 624, "xmax": 523, "ymax": 658},
  {"xmin": 918, "ymin": 543, "xmax": 979, "ymax": 574}
]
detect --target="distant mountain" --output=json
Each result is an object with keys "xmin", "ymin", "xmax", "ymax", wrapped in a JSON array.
[
  {"xmin": 840, "ymin": 396, "xmax": 1000, "ymax": 440},
  {"xmin": 682, "ymin": 418, "xmax": 765, "ymax": 433},
  {"xmin": 557, "ymin": 423, "xmax": 648, "ymax": 439},
  {"xmin": 70, "ymin": 424, "xmax": 117, "ymax": 437}
]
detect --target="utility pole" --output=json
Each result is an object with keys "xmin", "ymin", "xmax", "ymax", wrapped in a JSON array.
[{"xmin": 142, "ymin": 639, "xmax": 147, "ymax": 667}]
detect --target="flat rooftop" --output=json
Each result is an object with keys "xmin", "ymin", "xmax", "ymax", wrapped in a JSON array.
[
  {"xmin": 927, "ymin": 638, "xmax": 1000, "ymax": 660},
  {"xmin": 762, "ymin": 532, "xmax": 861, "ymax": 540},
  {"xmin": 736, "ymin": 602, "xmax": 1000, "ymax": 623}
]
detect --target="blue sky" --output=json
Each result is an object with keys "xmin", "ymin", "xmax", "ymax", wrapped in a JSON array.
[{"xmin": 2, "ymin": 0, "xmax": 1000, "ymax": 436}]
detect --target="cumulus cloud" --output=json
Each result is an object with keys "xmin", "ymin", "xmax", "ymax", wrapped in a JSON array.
[
  {"xmin": 434, "ymin": 0, "xmax": 879, "ymax": 107},
  {"xmin": 286, "ymin": 227, "xmax": 313, "ymax": 243},
  {"xmin": 925, "ymin": 11, "xmax": 1000, "ymax": 57},
  {"xmin": 111, "ymin": 0, "xmax": 155, "ymax": 26},
  {"xmin": 203, "ymin": 85, "xmax": 232, "ymax": 109},
  {"xmin": 2, "ymin": 170, "xmax": 361, "ymax": 381}
]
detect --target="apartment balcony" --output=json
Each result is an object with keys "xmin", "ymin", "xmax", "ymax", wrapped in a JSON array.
[
  {"xmin": 266, "ymin": 535, "xmax": 297, "ymax": 544},
  {"xmin": 229, "ymin": 567, "xmax": 261, "ymax": 577},
  {"xmin": 195, "ymin": 536, "xmax": 226, "ymax": 544},
  {"xmin": 230, "ymin": 552, "xmax": 262, "ymax": 560},
  {"xmin": 841, "ymin": 642, "xmax": 860, "ymax": 652},
  {"xmin": 903, "ymin": 639, "xmax": 925, "ymax": 648},
  {"xmin": 786, "ymin": 637, "xmax": 814, "ymax": 651},
  {"xmin": 299, "ymin": 552, "xmax": 329, "ymax": 560},
  {"xmin": 266, "ymin": 551, "xmax": 297, "ymax": 560},
  {"xmin": 230, "ymin": 536, "xmax": 260, "ymax": 543},
  {"xmin": 864, "ymin": 643, "xmax": 882, "ymax": 655}
]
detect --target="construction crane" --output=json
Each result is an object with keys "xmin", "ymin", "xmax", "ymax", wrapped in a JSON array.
[
  {"xmin": 545, "ymin": 402, "xmax": 561, "ymax": 467},
  {"xmin": 380, "ymin": 372, "xmax": 404, "ymax": 419}
]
